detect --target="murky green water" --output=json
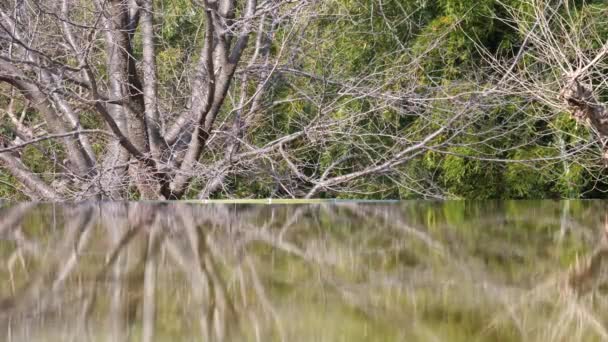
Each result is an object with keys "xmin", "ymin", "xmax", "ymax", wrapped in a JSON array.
[{"xmin": 1, "ymin": 201, "xmax": 608, "ymax": 341}]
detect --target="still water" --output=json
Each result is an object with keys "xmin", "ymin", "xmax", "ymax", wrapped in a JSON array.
[{"xmin": 1, "ymin": 201, "xmax": 608, "ymax": 341}]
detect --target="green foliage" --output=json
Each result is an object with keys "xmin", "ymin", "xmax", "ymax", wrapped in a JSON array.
[
  {"xmin": 503, "ymin": 148, "xmax": 555, "ymax": 198},
  {"xmin": 157, "ymin": 0, "xmax": 201, "ymax": 48},
  {"xmin": 0, "ymin": 172, "xmax": 18, "ymax": 199},
  {"xmin": 440, "ymin": 147, "xmax": 503, "ymax": 199}
]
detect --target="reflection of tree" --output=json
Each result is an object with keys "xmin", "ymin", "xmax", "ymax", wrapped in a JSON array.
[
  {"xmin": 567, "ymin": 213, "xmax": 608, "ymax": 295},
  {"xmin": 1, "ymin": 203, "xmax": 247, "ymax": 341},
  {"xmin": 0, "ymin": 202, "xmax": 608, "ymax": 341}
]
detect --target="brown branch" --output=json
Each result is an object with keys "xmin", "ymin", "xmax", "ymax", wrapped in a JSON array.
[
  {"xmin": 140, "ymin": 0, "xmax": 166, "ymax": 160},
  {"xmin": 167, "ymin": 4, "xmax": 217, "ymax": 198},
  {"xmin": 0, "ymin": 153, "xmax": 60, "ymax": 200},
  {"xmin": 0, "ymin": 130, "xmax": 112, "ymax": 154},
  {"xmin": 560, "ymin": 79, "xmax": 608, "ymax": 137}
]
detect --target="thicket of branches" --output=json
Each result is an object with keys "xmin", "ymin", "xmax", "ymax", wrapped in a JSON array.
[{"xmin": 0, "ymin": 0, "xmax": 607, "ymax": 200}]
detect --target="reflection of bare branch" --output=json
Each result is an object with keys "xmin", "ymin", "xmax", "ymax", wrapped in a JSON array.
[
  {"xmin": 143, "ymin": 217, "xmax": 163, "ymax": 342},
  {"xmin": 567, "ymin": 215, "xmax": 608, "ymax": 295},
  {"xmin": 2, "ymin": 201, "xmax": 608, "ymax": 341},
  {"xmin": 0, "ymin": 203, "xmax": 34, "ymax": 235},
  {"xmin": 244, "ymin": 256, "xmax": 286, "ymax": 341},
  {"xmin": 347, "ymin": 204, "xmax": 446, "ymax": 255},
  {"xmin": 52, "ymin": 205, "xmax": 96, "ymax": 291},
  {"xmin": 0, "ymin": 204, "xmax": 94, "ymax": 315}
]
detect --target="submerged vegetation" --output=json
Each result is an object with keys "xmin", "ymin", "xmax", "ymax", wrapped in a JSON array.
[
  {"xmin": 0, "ymin": 0, "xmax": 607, "ymax": 200},
  {"xmin": 2, "ymin": 201, "xmax": 608, "ymax": 341}
]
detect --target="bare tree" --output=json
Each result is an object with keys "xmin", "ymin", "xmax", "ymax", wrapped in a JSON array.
[
  {"xmin": 494, "ymin": 0, "xmax": 608, "ymax": 168},
  {"xmin": 0, "ymin": 0, "xmax": 281, "ymax": 199},
  {"xmin": 0, "ymin": 0, "xmax": 501, "ymax": 200}
]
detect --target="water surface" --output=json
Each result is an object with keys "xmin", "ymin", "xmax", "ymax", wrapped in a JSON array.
[{"xmin": 1, "ymin": 201, "xmax": 608, "ymax": 341}]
